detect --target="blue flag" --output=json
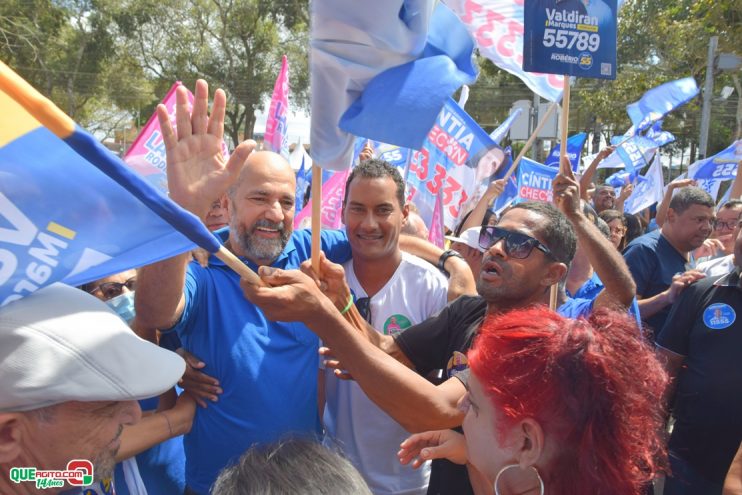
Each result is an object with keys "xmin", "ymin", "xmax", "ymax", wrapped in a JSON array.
[
  {"xmin": 689, "ymin": 140, "xmax": 741, "ymax": 181},
  {"xmin": 544, "ymin": 132, "xmax": 588, "ymax": 170},
  {"xmin": 645, "ymin": 120, "xmax": 675, "ymax": 147},
  {"xmin": 312, "ymin": 1, "xmax": 478, "ymax": 170},
  {"xmin": 626, "ymin": 77, "xmax": 699, "ymax": 131},
  {"xmin": 489, "ymin": 109, "xmax": 523, "ymax": 145},
  {"xmin": 605, "ymin": 170, "xmax": 638, "ymax": 188},
  {"xmin": 623, "ymin": 157, "xmax": 664, "ymax": 214},
  {"xmin": 599, "ymin": 134, "xmax": 659, "ymax": 172},
  {"xmin": 0, "ymin": 62, "xmax": 220, "ymax": 306}
]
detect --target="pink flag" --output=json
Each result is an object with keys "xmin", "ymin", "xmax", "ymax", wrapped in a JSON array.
[
  {"xmin": 265, "ymin": 55, "xmax": 290, "ymax": 158},
  {"xmin": 124, "ymin": 83, "xmax": 188, "ymax": 192},
  {"xmin": 294, "ymin": 170, "xmax": 350, "ymax": 230},
  {"xmin": 124, "ymin": 82, "xmax": 228, "ymax": 193},
  {"xmin": 428, "ymin": 189, "xmax": 445, "ymax": 248}
]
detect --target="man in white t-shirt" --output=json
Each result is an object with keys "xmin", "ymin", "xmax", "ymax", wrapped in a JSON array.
[{"xmin": 322, "ymin": 159, "xmax": 449, "ymax": 495}]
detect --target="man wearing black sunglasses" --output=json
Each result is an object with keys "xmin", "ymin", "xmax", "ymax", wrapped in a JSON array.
[{"xmin": 244, "ymin": 160, "xmax": 637, "ymax": 495}]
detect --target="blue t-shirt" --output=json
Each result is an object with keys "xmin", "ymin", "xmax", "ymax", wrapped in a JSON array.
[
  {"xmin": 167, "ymin": 228, "xmax": 351, "ymax": 494},
  {"xmin": 623, "ymin": 230, "xmax": 688, "ymax": 336},
  {"xmin": 567, "ymin": 271, "xmax": 603, "ymax": 300},
  {"xmin": 557, "ymin": 297, "xmax": 595, "ymax": 319},
  {"xmin": 114, "ymin": 396, "xmax": 186, "ymax": 495},
  {"xmin": 567, "ymin": 272, "xmax": 642, "ymax": 330}
]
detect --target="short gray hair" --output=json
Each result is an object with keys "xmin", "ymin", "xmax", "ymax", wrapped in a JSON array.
[{"xmin": 211, "ymin": 438, "xmax": 372, "ymax": 495}]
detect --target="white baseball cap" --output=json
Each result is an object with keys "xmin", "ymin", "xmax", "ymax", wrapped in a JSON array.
[
  {"xmin": 445, "ymin": 227, "xmax": 484, "ymax": 252},
  {"xmin": 0, "ymin": 283, "xmax": 185, "ymax": 412}
]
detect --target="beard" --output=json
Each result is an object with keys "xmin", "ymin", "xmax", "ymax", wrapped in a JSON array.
[
  {"xmin": 92, "ymin": 425, "xmax": 123, "ymax": 482},
  {"xmin": 232, "ymin": 217, "xmax": 291, "ymax": 264}
]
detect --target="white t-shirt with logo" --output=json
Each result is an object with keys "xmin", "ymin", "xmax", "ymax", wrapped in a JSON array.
[{"xmin": 323, "ymin": 253, "xmax": 448, "ymax": 495}]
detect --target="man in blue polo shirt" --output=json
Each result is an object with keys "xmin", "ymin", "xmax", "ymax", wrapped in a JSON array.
[
  {"xmin": 134, "ymin": 80, "xmax": 352, "ymax": 494},
  {"xmin": 623, "ymin": 187, "xmax": 714, "ymax": 336}
]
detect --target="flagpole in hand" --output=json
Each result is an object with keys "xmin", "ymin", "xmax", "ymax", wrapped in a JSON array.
[
  {"xmin": 311, "ymin": 165, "xmax": 323, "ymax": 276},
  {"xmin": 550, "ymin": 77, "xmax": 571, "ymax": 311}
]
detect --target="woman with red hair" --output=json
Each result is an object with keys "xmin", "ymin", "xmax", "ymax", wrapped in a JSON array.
[{"xmin": 398, "ymin": 307, "xmax": 668, "ymax": 495}]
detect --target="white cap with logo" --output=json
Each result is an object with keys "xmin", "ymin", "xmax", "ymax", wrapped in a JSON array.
[{"xmin": 0, "ymin": 283, "xmax": 185, "ymax": 412}]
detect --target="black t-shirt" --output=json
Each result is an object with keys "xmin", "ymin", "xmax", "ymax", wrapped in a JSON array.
[
  {"xmin": 656, "ymin": 269, "xmax": 742, "ymax": 483},
  {"xmin": 395, "ymin": 296, "xmax": 487, "ymax": 495}
]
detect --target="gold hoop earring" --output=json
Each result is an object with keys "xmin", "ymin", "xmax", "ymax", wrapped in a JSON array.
[{"xmin": 493, "ymin": 464, "xmax": 545, "ymax": 495}]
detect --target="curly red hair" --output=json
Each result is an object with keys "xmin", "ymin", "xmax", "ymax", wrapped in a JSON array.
[{"xmin": 468, "ymin": 307, "xmax": 668, "ymax": 495}]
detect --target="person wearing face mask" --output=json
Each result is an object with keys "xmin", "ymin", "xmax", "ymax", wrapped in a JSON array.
[{"xmin": 83, "ymin": 270, "xmax": 194, "ymax": 495}]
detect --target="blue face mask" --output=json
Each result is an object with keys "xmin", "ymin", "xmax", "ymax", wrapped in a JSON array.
[{"xmin": 106, "ymin": 292, "xmax": 136, "ymax": 324}]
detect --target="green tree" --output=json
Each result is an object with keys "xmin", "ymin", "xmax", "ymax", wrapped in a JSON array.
[
  {"xmin": 112, "ymin": 0, "xmax": 310, "ymax": 147},
  {"xmin": 0, "ymin": 0, "xmax": 154, "ymax": 137}
]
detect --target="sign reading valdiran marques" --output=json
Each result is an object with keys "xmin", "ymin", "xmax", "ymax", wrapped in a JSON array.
[{"xmin": 523, "ymin": 0, "xmax": 617, "ymax": 80}]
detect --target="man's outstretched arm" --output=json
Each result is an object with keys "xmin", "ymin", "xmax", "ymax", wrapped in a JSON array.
[
  {"xmin": 242, "ymin": 268, "xmax": 466, "ymax": 433},
  {"xmin": 135, "ymin": 80, "xmax": 254, "ymax": 329}
]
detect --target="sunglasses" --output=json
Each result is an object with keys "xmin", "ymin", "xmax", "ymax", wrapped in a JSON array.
[
  {"xmin": 478, "ymin": 226, "xmax": 554, "ymax": 259},
  {"xmin": 89, "ymin": 277, "xmax": 137, "ymax": 301},
  {"xmin": 355, "ymin": 296, "xmax": 372, "ymax": 325}
]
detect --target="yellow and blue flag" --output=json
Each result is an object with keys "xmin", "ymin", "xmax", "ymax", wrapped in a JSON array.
[{"xmin": 0, "ymin": 62, "xmax": 221, "ymax": 307}]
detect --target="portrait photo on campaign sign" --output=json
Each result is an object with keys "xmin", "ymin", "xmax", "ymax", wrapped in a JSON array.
[{"xmin": 523, "ymin": 0, "xmax": 617, "ymax": 80}]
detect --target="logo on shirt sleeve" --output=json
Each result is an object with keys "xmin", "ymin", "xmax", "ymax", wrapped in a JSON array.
[
  {"xmin": 702, "ymin": 303, "xmax": 736, "ymax": 330},
  {"xmin": 446, "ymin": 351, "xmax": 469, "ymax": 378}
]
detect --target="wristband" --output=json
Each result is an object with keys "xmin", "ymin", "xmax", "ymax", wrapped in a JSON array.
[
  {"xmin": 162, "ymin": 411, "xmax": 173, "ymax": 437},
  {"xmin": 437, "ymin": 249, "xmax": 465, "ymax": 275},
  {"xmin": 339, "ymin": 294, "xmax": 354, "ymax": 315}
]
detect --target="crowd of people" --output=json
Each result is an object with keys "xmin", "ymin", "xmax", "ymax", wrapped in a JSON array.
[{"xmin": 1, "ymin": 79, "xmax": 741, "ymax": 495}]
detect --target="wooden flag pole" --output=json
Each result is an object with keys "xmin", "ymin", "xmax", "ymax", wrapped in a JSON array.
[
  {"xmin": 550, "ymin": 77, "xmax": 571, "ymax": 311},
  {"xmin": 311, "ymin": 164, "xmax": 323, "ymax": 275},
  {"xmin": 215, "ymin": 246, "xmax": 264, "ymax": 286},
  {"xmin": 503, "ymin": 101, "xmax": 558, "ymax": 182},
  {"xmin": 484, "ymin": 101, "xmax": 559, "ymax": 212}
]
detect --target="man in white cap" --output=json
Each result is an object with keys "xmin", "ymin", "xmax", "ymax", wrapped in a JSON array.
[
  {"xmin": 0, "ymin": 283, "xmax": 185, "ymax": 495},
  {"xmin": 445, "ymin": 227, "xmax": 484, "ymax": 277}
]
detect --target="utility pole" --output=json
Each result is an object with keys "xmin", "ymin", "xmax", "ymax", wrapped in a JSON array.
[
  {"xmin": 698, "ymin": 36, "xmax": 718, "ymax": 160},
  {"xmin": 531, "ymin": 93, "xmax": 540, "ymax": 161}
]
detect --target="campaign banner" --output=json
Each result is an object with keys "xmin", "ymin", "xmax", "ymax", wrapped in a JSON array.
[
  {"xmin": 516, "ymin": 158, "xmax": 558, "ymax": 203},
  {"xmin": 444, "ymin": 0, "xmax": 564, "ymax": 102},
  {"xmin": 428, "ymin": 190, "xmax": 445, "ymax": 248},
  {"xmin": 264, "ymin": 55, "xmax": 290, "ymax": 158},
  {"xmin": 124, "ymin": 83, "xmax": 228, "ymax": 193},
  {"xmin": 544, "ymin": 132, "xmax": 587, "ymax": 170},
  {"xmin": 123, "ymin": 83, "xmax": 187, "ymax": 192},
  {"xmin": 523, "ymin": 0, "xmax": 617, "ymax": 80},
  {"xmin": 689, "ymin": 140, "xmax": 741, "ymax": 181},
  {"xmin": 294, "ymin": 169, "xmax": 350, "ymax": 230},
  {"xmin": 351, "ymin": 137, "xmax": 411, "ymax": 177},
  {"xmin": 406, "ymin": 98, "xmax": 505, "ymax": 230}
]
